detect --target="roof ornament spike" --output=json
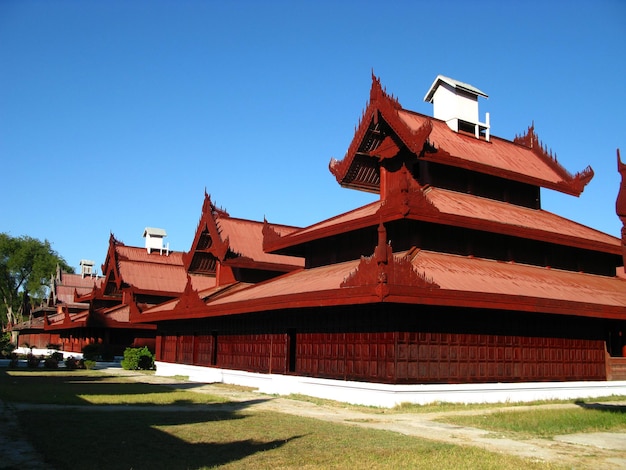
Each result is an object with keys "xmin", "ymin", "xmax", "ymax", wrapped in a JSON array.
[
  {"xmin": 617, "ymin": 148, "xmax": 626, "ymax": 267},
  {"xmin": 617, "ymin": 148, "xmax": 626, "ymax": 220}
]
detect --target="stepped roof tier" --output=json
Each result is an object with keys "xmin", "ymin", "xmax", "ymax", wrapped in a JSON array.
[
  {"xmin": 329, "ymin": 75, "xmax": 593, "ymax": 196},
  {"xmin": 141, "ymin": 224, "xmax": 626, "ymax": 323},
  {"xmin": 264, "ymin": 180, "xmax": 621, "ymax": 258}
]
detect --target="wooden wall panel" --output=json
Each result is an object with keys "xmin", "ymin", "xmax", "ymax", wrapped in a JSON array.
[
  {"xmin": 217, "ymin": 334, "xmax": 286, "ymax": 374},
  {"xmin": 161, "ymin": 335, "xmax": 177, "ymax": 363},
  {"xmin": 178, "ymin": 334, "xmax": 194, "ymax": 365},
  {"xmin": 155, "ymin": 305, "xmax": 610, "ymax": 384},
  {"xmin": 193, "ymin": 334, "xmax": 213, "ymax": 366}
]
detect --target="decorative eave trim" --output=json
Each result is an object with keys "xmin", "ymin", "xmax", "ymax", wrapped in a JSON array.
[
  {"xmin": 329, "ymin": 74, "xmax": 433, "ymax": 188},
  {"xmin": 183, "ymin": 192, "xmax": 231, "ymax": 271},
  {"xmin": 514, "ymin": 123, "xmax": 594, "ymax": 195},
  {"xmin": 378, "ymin": 164, "xmax": 439, "ymax": 218},
  {"xmin": 341, "ymin": 223, "xmax": 439, "ymax": 299},
  {"xmin": 173, "ymin": 276, "xmax": 208, "ymax": 314},
  {"xmin": 101, "ymin": 233, "xmax": 124, "ymax": 282},
  {"xmin": 262, "ymin": 218, "xmax": 284, "ymax": 252}
]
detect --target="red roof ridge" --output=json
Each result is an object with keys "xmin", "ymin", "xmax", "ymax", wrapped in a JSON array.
[
  {"xmin": 263, "ymin": 199, "xmax": 382, "ymax": 253},
  {"xmin": 331, "ymin": 74, "xmax": 594, "ymax": 197},
  {"xmin": 513, "ymin": 123, "xmax": 594, "ymax": 193}
]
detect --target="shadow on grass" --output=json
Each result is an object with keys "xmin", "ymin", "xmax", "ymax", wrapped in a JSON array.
[
  {"xmin": 0, "ymin": 369, "xmax": 256, "ymax": 407},
  {"xmin": 575, "ymin": 400, "xmax": 626, "ymax": 413},
  {"xmin": 18, "ymin": 408, "xmax": 304, "ymax": 470},
  {"xmin": 1, "ymin": 369, "xmax": 304, "ymax": 469}
]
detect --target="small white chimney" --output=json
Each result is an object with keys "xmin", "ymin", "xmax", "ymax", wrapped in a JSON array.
[
  {"xmin": 143, "ymin": 227, "xmax": 169, "ymax": 255},
  {"xmin": 80, "ymin": 259, "xmax": 95, "ymax": 278},
  {"xmin": 424, "ymin": 75, "xmax": 490, "ymax": 141}
]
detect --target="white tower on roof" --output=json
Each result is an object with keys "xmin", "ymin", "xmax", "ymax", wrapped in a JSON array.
[
  {"xmin": 79, "ymin": 259, "xmax": 95, "ymax": 278},
  {"xmin": 143, "ymin": 227, "xmax": 169, "ymax": 255},
  {"xmin": 424, "ymin": 75, "xmax": 490, "ymax": 141}
]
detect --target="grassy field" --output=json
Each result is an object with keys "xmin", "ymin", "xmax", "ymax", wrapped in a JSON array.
[
  {"xmin": 438, "ymin": 403, "xmax": 626, "ymax": 439},
  {"xmin": 0, "ymin": 369, "xmax": 591, "ymax": 469},
  {"xmin": 1, "ymin": 369, "xmax": 229, "ymax": 405}
]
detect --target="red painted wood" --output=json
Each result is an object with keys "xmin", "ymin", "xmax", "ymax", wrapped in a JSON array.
[{"xmin": 164, "ymin": 329, "xmax": 606, "ymax": 384}]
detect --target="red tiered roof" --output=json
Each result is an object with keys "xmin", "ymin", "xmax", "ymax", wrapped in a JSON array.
[
  {"xmin": 141, "ymin": 242, "xmax": 626, "ymax": 322},
  {"xmin": 138, "ymin": 76, "xmax": 625, "ymax": 327},
  {"xmin": 264, "ymin": 186, "xmax": 620, "ymax": 257},
  {"xmin": 330, "ymin": 75, "xmax": 593, "ymax": 196}
]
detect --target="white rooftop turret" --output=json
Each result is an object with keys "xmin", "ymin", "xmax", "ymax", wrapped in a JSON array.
[
  {"xmin": 79, "ymin": 259, "xmax": 95, "ymax": 278},
  {"xmin": 424, "ymin": 75, "xmax": 490, "ymax": 141},
  {"xmin": 143, "ymin": 227, "xmax": 169, "ymax": 255}
]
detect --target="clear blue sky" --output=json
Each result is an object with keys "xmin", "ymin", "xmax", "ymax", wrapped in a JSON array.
[{"xmin": 1, "ymin": 0, "xmax": 625, "ymax": 273}]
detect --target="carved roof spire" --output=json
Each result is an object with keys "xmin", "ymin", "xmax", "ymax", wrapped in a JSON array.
[{"xmin": 616, "ymin": 149, "xmax": 626, "ymax": 267}]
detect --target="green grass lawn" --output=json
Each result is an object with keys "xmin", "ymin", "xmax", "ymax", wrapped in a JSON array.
[
  {"xmin": 0, "ymin": 369, "xmax": 571, "ymax": 469},
  {"xmin": 0, "ymin": 369, "xmax": 229, "ymax": 405},
  {"xmin": 438, "ymin": 404, "xmax": 626, "ymax": 439}
]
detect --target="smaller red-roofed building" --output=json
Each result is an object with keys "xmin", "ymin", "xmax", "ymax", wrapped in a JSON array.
[
  {"xmin": 9, "ymin": 262, "xmax": 104, "ymax": 349},
  {"xmin": 137, "ymin": 192, "xmax": 305, "ymax": 366},
  {"xmin": 40, "ymin": 231, "xmax": 217, "ymax": 357}
]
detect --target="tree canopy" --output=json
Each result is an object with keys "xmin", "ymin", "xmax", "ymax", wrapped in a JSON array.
[{"xmin": 0, "ymin": 233, "xmax": 74, "ymax": 328}]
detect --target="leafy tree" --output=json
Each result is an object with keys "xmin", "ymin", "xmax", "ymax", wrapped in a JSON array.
[{"xmin": 0, "ymin": 233, "xmax": 73, "ymax": 328}]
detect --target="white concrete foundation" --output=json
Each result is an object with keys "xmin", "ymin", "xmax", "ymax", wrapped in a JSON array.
[
  {"xmin": 12, "ymin": 347, "xmax": 83, "ymax": 360},
  {"xmin": 155, "ymin": 361, "xmax": 626, "ymax": 408}
]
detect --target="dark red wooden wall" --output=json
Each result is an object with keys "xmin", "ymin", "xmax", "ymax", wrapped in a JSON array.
[{"xmin": 155, "ymin": 304, "xmax": 611, "ymax": 384}]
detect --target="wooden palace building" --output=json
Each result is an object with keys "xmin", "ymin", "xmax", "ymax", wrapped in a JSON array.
[
  {"xmin": 9, "ymin": 261, "xmax": 105, "ymax": 350},
  {"xmin": 132, "ymin": 75, "xmax": 626, "ymax": 393}
]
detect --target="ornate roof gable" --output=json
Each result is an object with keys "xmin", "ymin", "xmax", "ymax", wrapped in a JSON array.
[
  {"xmin": 514, "ymin": 124, "xmax": 594, "ymax": 194},
  {"xmin": 172, "ymin": 276, "xmax": 207, "ymax": 314},
  {"xmin": 73, "ymin": 234, "xmax": 122, "ymax": 302},
  {"xmin": 341, "ymin": 223, "xmax": 439, "ymax": 299},
  {"xmin": 377, "ymin": 164, "xmax": 439, "ymax": 218},
  {"xmin": 183, "ymin": 191, "xmax": 230, "ymax": 274},
  {"xmin": 102, "ymin": 234, "xmax": 126, "ymax": 294},
  {"xmin": 329, "ymin": 74, "xmax": 433, "ymax": 191},
  {"xmin": 262, "ymin": 218, "xmax": 284, "ymax": 252}
]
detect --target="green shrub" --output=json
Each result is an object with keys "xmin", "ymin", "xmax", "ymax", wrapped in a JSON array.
[
  {"xmin": 121, "ymin": 346, "xmax": 154, "ymax": 370},
  {"xmin": 84, "ymin": 360, "xmax": 96, "ymax": 370},
  {"xmin": 82, "ymin": 343, "xmax": 101, "ymax": 361}
]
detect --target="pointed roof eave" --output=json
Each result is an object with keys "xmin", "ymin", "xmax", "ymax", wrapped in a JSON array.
[
  {"xmin": 183, "ymin": 191, "xmax": 230, "ymax": 272},
  {"xmin": 98, "ymin": 234, "xmax": 126, "ymax": 292},
  {"xmin": 512, "ymin": 123, "xmax": 594, "ymax": 196},
  {"xmin": 101, "ymin": 233, "xmax": 123, "ymax": 277},
  {"xmin": 263, "ymin": 200, "xmax": 384, "ymax": 255},
  {"xmin": 329, "ymin": 74, "xmax": 432, "ymax": 191}
]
